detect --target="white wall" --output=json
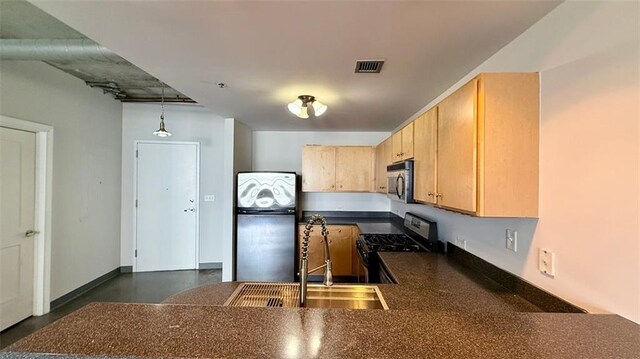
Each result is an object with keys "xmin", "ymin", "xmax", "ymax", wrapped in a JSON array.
[
  {"xmin": 0, "ymin": 61, "xmax": 122, "ymax": 300},
  {"xmin": 221, "ymin": 119, "xmax": 253, "ymax": 281},
  {"xmin": 252, "ymin": 131, "xmax": 391, "ymax": 211},
  {"xmin": 120, "ymin": 103, "xmax": 226, "ymax": 266},
  {"xmin": 234, "ymin": 121, "xmax": 253, "ymax": 175},
  {"xmin": 391, "ymin": 1, "xmax": 640, "ymax": 323}
]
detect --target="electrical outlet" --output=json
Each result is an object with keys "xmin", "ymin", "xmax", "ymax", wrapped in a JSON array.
[
  {"xmin": 539, "ymin": 248, "xmax": 556, "ymax": 276},
  {"xmin": 506, "ymin": 229, "xmax": 517, "ymax": 252},
  {"xmin": 454, "ymin": 236, "xmax": 467, "ymax": 250},
  {"xmin": 204, "ymin": 195, "xmax": 215, "ymax": 202}
]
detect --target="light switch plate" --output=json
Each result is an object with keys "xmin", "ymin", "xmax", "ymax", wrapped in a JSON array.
[
  {"xmin": 506, "ymin": 229, "xmax": 517, "ymax": 252},
  {"xmin": 204, "ymin": 195, "xmax": 215, "ymax": 202},
  {"xmin": 539, "ymin": 248, "xmax": 555, "ymax": 276}
]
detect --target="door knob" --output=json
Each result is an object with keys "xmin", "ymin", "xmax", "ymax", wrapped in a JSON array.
[
  {"xmin": 25, "ymin": 230, "xmax": 40, "ymax": 237},
  {"xmin": 184, "ymin": 208, "xmax": 196, "ymax": 212}
]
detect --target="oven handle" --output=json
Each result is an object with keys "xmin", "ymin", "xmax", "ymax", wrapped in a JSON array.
[{"xmin": 355, "ymin": 242, "xmax": 369, "ymax": 267}]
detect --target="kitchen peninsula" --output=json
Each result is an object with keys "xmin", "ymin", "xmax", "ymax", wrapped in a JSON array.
[{"xmin": 5, "ymin": 214, "xmax": 639, "ymax": 358}]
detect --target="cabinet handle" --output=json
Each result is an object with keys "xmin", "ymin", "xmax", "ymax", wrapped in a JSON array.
[
  {"xmin": 331, "ymin": 185, "xmax": 335, "ymax": 188},
  {"xmin": 427, "ymin": 192, "xmax": 434, "ymax": 197},
  {"xmin": 435, "ymin": 193, "xmax": 443, "ymax": 198}
]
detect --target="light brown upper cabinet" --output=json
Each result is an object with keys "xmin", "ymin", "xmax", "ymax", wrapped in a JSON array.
[
  {"xmin": 391, "ymin": 123, "xmax": 414, "ymax": 162},
  {"xmin": 302, "ymin": 145, "xmax": 374, "ymax": 192},
  {"xmin": 401, "ymin": 122, "xmax": 414, "ymax": 159},
  {"xmin": 435, "ymin": 73, "xmax": 539, "ymax": 217},
  {"xmin": 374, "ymin": 138, "xmax": 392, "ymax": 193},
  {"xmin": 437, "ymin": 79, "xmax": 478, "ymax": 213},
  {"xmin": 302, "ymin": 145, "xmax": 336, "ymax": 192},
  {"xmin": 413, "ymin": 106, "xmax": 438, "ymax": 204},
  {"xmin": 335, "ymin": 146, "xmax": 374, "ymax": 192}
]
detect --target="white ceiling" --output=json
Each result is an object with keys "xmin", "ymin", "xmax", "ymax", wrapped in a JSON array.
[{"xmin": 30, "ymin": 0, "xmax": 560, "ymax": 131}]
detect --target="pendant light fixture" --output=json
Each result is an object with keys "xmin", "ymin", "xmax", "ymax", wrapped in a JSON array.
[
  {"xmin": 287, "ymin": 95, "xmax": 327, "ymax": 119},
  {"xmin": 153, "ymin": 82, "xmax": 172, "ymax": 137}
]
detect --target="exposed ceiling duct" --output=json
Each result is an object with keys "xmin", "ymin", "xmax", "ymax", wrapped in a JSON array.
[
  {"xmin": 0, "ymin": 38, "xmax": 195, "ymax": 103},
  {"xmin": 0, "ymin": 38, "xmax": 121, "ymax": 62},
  {"xmin": 0, "ymin": 0, "xmax": 195, "ymax": 103}
]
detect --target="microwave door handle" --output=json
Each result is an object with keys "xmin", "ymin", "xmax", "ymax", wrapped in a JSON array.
[{"xmin": 396, "ymin": 175, "xmax": 403, "ymax": 199}]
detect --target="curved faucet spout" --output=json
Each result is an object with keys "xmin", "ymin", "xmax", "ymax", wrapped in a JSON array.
[{"xmin": 299, "ymin": 214, "xmax": 333, "ymax": 307}]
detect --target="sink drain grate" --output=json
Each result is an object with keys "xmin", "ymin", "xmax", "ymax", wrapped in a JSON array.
[{"xmin": 224, "ymin": 282, "xmax": 300, "ymax": 308}]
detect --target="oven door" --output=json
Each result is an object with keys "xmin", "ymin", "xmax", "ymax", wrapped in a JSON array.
[
  {"xmin": 355, "ymin": 243, "xmax": 379, "ymax": 283},
  {"xmin": 378, "ymin": 260, "xmax": 397, "ymax": 284}
]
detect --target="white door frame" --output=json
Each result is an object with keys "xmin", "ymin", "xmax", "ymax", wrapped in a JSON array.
[
  {"xmin": 0, "ymin": 115, "xmax": 53, "ymax": 316},
  {"xmin": 132, "ymin": 140, "xmax": 200, "ymax": 272}
]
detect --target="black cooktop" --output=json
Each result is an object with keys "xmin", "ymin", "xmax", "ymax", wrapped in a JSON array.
[{"xmin": 358, "ymin": 233, "xmax": 426, "ymax": 252}]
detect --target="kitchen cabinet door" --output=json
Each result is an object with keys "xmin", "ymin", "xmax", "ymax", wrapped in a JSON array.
[
  {"xmin": 335, "ymin": 146, "xmax": 374, "ymax": 192},
  {"xmin": 327, "ymin": 226, "xmax": 353, "ymax": 276},
  {"xmin": 391, "ymin": 131, "xmax": 402, "ymax": 163},
  {"xmin": 298, "ymin": 225, "xmax": 326, "ymax": 274},
  {"xmin": 383, "ymin": 137, "xmax": 393, "ymax": 166},
  {"xmin": 298, "ymin": 225, "xmax": 354, "ymax": 277},
  {"xmin": 374, "ymin": 141, "xmax": 387, "ymax": 193},
  {"xmin": 437, "ymin": 79, "xmax": 478, "ymax": 213},
  {"xmin": 302, "ymin": 146, "xmax": 336, "ymax": 192},
  {"xmin": 401, "ymin": 122, "xmax": 414, "ymax": 160},
  {"xmin": 413, "ymin": 107, "xmax": 438, "ymax": 204}
]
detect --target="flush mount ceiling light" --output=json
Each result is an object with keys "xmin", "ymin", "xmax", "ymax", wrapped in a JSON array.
[
  {"xmin": 287, "ymin": 95, "xmax": 327, "ymax": 119},
  {"xmin": 153, "ymin": 82, "xmax": 172, "ymax": 137}
]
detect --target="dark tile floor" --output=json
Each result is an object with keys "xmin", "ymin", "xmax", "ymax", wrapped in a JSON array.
[{"xmin": 0, "ymin": 269, "xmax": 221, "ymax": 349}]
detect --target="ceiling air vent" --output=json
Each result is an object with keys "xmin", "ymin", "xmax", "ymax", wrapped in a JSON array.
[{"xmin": 355, "ymin": 60, "xmax": 384, "ymax": 73}]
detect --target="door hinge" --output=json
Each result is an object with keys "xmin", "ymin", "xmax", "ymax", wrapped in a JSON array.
[
  {"xmin": 135, "ymin": 249, "xmax": 138, "ymax": 258},
  {"xmin": 135, "ymin": 150, "xmax": 138, "ymax": 158},
  {"xmin": 135, "ymin": 199, "xmax": 138, "ymax": 208}
]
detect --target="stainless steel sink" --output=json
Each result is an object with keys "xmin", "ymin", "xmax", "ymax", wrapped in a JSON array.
[{"xmin": 224, "ymin": 282, "xmax": 389, "ymax": 310}]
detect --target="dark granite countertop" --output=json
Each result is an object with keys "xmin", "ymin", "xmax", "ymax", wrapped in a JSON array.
[
  {"xmin": 299, "ymin": 211, "xmax": 407, "ymax": 234},
  {"xmin": 162, "ymin": 252, "xmax": 541, "ymax": 313},
  {"xmin": 6, "ymin": 302, "xmax": 639, "ymax": 358},
  {"xmin": 5, "ymin": 212, "xmax": 639, "ymax": 357}
]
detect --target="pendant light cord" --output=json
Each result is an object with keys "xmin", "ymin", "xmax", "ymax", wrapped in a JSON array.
[{"xmin": 160, "ymin": 82, "xmax": 165, "ymax": 121}]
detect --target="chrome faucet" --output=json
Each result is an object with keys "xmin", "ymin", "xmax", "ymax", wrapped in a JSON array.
[{"xmin": 299, "ymin": 214, "xmax": 333, "ymax": 307}]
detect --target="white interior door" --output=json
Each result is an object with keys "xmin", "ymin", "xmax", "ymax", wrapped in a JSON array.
[
  {"xmin": 136, "ymin": 142, "xmax": 198, "ymax": 272},
  {"xmin": 0, "ymin": 127, "xmax": 36, "ymax": 330}
]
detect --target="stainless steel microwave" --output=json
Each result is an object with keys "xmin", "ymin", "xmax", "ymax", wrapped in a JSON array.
[{"xmin": 387, "ymin": 160, "xmax": 414, "ymax": 203}]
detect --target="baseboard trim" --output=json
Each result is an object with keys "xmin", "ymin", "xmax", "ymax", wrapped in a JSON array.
[
  {"xmin": 446, "ymin": 242, "xmax": 586, "ymax": 313},
  {"xmin": 120, "ymin": 266, "xmax": 133, "ymax": 273},
  {"xmin": 50, "ymin": 267, "xmax": 121, "ymax": 310},
  {"xmin": 199, "ymin": 262, "xmax": 222, "ymax": 270}
]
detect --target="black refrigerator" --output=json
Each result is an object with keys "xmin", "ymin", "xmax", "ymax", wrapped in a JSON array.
[{"xmin": 235, "ymin": 171, "xmax": 297, "ymax": 282}]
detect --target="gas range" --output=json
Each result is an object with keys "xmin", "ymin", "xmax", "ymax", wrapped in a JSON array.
[
  {"xmin": 355, "ymin": 213, "xmax": 440, "ymax": 283},
  {"xmin": 358, "ymin": 233, "xmax": 425, "ymax": 252}
]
